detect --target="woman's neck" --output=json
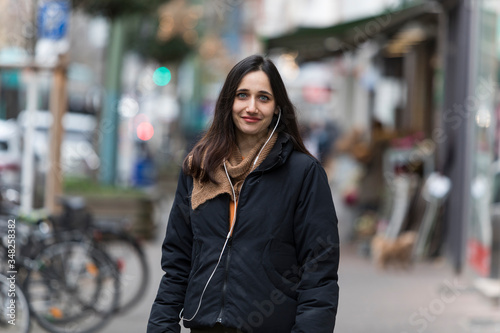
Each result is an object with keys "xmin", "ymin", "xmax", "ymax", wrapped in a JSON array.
[{"xmin": 236, "ymin": 131, "xmax": 268, "ymax": 157}]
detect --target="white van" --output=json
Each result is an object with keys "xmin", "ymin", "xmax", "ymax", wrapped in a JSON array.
[
  {"xmin": 0, "ymin": 119, "xmax": 21, "ymax": 184},
  {"xmin": 17, "ymin": 110, "xmax": 100, "ymax": 176}
]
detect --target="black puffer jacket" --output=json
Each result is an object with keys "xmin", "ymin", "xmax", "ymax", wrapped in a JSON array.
[{"xmin": 148, "ymin": 133, "xmax": 339, "ymax": 333}]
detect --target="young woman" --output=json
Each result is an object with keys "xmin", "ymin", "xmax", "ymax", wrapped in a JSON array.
[{"xmin": 147, "ymin": 55, "xmax": 339, "ymax": 333}]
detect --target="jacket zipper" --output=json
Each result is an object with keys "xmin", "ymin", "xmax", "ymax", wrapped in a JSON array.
[
  {"xmin": 216, "ymin": 175, "xmax": 246, "ymax": 323},
  {"xmin": 217, "ymin": 237, "xmax": 232, "ymax": 323},
  {"xmin": 215, "ymin": 140, "xmax": 284, "ymax": 323}
]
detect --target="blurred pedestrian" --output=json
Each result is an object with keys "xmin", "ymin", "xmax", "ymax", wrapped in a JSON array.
[
  {"xmin": 147, "ymin": 55, "xmax": 339, "ymax": 333},
  {"xmin": 132, "ymin": 141, "xmax": 156, "ymax": 188},
  {"xmin": 353, "ymin": 119, "xmax": 393, "ymax": 213}
]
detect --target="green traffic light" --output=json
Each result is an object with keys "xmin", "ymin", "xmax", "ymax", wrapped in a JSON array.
[{"xmin": 153, "ymin": 67, "xmax": 171, "ymax": 86}]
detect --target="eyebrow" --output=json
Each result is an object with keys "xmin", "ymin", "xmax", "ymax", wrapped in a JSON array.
[{"xmin": 236, "ymin": 88, "xmax": 273, "ymax": 96}]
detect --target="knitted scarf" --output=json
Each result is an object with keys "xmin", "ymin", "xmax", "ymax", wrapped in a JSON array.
[{"xmin": 191, "ymin": 132, "xmax": 278, "ymax": 210}]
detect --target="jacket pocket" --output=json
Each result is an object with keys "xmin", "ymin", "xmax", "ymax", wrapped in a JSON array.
[
  {"xmin": 183, "ymin": 238, "xmax": 205, "ymax": 319},
  {"xmin": 262, "ymin": 239, "xmax": 299, "ymax": 300},
  {"xmin": 188, "ymin": 238, "xmax": 202, "ymax": 283}
]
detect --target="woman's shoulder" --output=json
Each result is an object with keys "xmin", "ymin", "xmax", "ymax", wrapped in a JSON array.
[
  {"xmin": 283, "ymin": 149, "xmax": 325, "ymax": 177},
  {"xmin": 288, "ymin": 149, "xmax": 321, "ymax": 168},
  {"xmin": 175, "ymin": 166, "xmax": 194, "ymax": 190}
]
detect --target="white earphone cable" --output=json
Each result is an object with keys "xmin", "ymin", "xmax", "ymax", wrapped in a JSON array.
[{"xmin": 253, "ymin": 110, "xmax": 281, "ymax": 168}]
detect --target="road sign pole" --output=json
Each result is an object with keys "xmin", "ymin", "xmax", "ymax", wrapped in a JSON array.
[
  {"xmin": 44, "ymin": 54, "xmax": 68, "ymax": 214},
  {"xmin": 38, "ymin": 0, "xmax": 70, "ymax": 213}
]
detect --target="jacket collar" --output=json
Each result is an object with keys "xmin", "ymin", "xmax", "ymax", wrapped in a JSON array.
[{"xmin": 253, "ymin": 131, "xmax": 294, "ymax": 173}]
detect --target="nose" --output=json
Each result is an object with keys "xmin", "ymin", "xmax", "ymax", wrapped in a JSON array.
[{"xmin": 246, "ymin": 97, "xmax": 257, "ymax": 112}]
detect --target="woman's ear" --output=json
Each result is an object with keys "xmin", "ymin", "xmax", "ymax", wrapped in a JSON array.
[{"xmin": 275, "ymin": 106, "xmax": 280, "ymax": 115}]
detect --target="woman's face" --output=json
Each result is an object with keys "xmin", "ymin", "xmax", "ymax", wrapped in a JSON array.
[{"xmin": 232, "ymin": 70, "xmax": 277, "ymax": 142}]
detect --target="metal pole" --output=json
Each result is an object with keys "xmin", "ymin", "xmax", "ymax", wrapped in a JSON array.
[
  {"xmin": 19, "ymin": 0, "xmax": 40, "ymax": 214},
  {"xmin": 441, "ymin": 0, "xmax": 476, "ymax": 274},
  {"xmin": 20, "ymin": 68, "xmax": 37, "ymax": 214},
  {"xmin": 99, "ymin": 17, "xmax": 126, "ymax": 185}
]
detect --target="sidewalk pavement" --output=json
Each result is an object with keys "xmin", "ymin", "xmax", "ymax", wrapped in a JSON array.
[{"xmin": 335, "ymin": 244, "xmax": 500, "ymax": 333}]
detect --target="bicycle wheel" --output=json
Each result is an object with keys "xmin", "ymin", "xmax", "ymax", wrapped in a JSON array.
[
  {"xmin": 24, "ymin": 241, "xmax": 119, "ymax": 333},
  {"xmin": 0, "ymin": 274, "xmax": 31, "ymax": 333},
  {"xmin": 95, "ymin": 229, "xmax": 149, "ymax": 313}
]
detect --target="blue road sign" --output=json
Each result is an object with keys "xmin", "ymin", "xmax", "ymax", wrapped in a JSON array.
[{"xmin": 37, "ymin": 1, "xmax": 70, "ymax": 40}]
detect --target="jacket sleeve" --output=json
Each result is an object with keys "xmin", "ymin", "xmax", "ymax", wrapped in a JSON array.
[
  {"xmin": 147, "ymin": 171, "xmax": 193, "ymax": 333},
  {"xmin": 292, "ymin": 160, "xmax": 340, "ymax": 333}
]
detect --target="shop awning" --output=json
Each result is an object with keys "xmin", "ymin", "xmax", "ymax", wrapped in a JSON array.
[{"xmin": 263, "ymin": 1, "xmax": 441, "ymax": 61}]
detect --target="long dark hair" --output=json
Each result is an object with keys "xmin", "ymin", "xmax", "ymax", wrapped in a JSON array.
[{"xmin": 183, "ymin": 54, "xmax": 312, "ymax": 183}]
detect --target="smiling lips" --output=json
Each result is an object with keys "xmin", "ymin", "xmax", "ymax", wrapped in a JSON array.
[{"xmin": 242, "ymin": 116, "xmax": 261, "ymax": 123}]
